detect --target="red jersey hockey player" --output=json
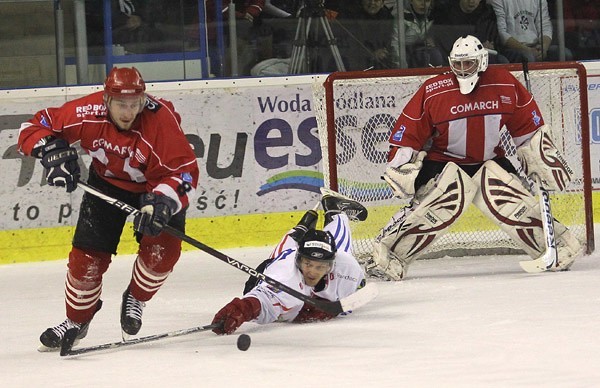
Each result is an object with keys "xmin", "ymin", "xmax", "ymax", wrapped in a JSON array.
[
  {"xmin": 18, "ymin": 67, "xmax": 199, "ymax": 350},
  {"xmin": 211, "ymin": 190, "xmax": 368, "ymax": 335},
  {"xmin": 365, "ymin": 35, "xmax": 581, "ymax": 281}
]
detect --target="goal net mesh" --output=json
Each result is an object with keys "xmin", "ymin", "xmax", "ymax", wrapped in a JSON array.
[{"xmin": 313, "ymin": 65, "xmax": 591, "ymax": 260}]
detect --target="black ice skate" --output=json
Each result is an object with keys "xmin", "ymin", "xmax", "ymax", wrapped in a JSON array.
[
  {"xmin": 121, "ymin": 287, "xmax": 145, "ymax": 338},
  {"xmin": 38, "ymin": 300, "xmax": 102, "ymax": 352},
  {"xmin": 321, "ymin": 188, "xmax": 368, "ymax": 224}
]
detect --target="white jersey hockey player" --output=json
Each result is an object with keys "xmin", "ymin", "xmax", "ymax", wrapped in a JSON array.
[{"xmin": 211, "ymin": 190, "xmax": 369, "ymax": 335}]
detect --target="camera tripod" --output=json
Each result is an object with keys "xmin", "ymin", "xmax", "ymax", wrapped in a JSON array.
[{"xmin": 288, "ymin": 0, "xmax": 346, "ymax": 74}]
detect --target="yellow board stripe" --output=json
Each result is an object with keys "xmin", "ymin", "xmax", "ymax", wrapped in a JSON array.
[
  {"xmin": 1, "ymin": 192, "xmax": 598, "ymax": 265},
  {"xmin": 0, "ymin": 211, "xmax": 310, "ymax": 265}
]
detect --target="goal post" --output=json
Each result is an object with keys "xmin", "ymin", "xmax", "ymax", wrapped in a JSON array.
[{"xmin": 313, "ymin": 62, "xmax": 594, "ymax": 261}]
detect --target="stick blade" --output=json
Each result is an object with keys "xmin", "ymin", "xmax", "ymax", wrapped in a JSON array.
[
  {"xmin": 519, "ymin": 245, "xmax": 558, "ymax": 273},
  {"xmin": 339, "ymin": 282, "xmax": 379, "ymax": 312},
  {"xmin": 519, "ymin": 258, "xmax": 549, "ymax": 273}
]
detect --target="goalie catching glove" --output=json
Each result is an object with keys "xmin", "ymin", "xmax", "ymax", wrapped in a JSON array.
[
  {"xmin": 39, "ymin": 138, "xmax": 80, "ymax": 193},
  {"xmin": 133, "ymin": 193, "xmax": 178, "ymax": 236},
  {"xmin": 382, "ymin": 147, "xmax": 427, "ymax": 198},
  {"xmin": 516, "ymin": 125, "xmax": 573, "ymax": 191}
]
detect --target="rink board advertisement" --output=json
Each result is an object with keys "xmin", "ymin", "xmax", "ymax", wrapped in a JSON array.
[
  {"xmin": 0, "ymin": 78, "xmax": 324, "ymax": 232},
  {"xmin": 588, "ymin": 73, "xmax": 600, "ymax": 186},
  {"xmin": 1, "ymin": 66, "xmax": 599, "ymax": 262}
]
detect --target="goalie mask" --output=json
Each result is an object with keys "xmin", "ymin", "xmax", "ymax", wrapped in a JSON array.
[
  {"xmin": 449, "ymin": 35, "xmax": 488, "ymax": 95},
  {"xmin": 296, "ymin": 230, "xmax": 337, "ymax": 286}
]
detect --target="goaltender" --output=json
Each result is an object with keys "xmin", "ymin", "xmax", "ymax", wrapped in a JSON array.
[{"xmin": 366, "ymin": 35, "xmax": 582, "ymax": 281}]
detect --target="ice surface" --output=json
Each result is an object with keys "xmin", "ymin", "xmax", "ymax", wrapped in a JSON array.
[{"xmin": 1, "ymin": 242, "xmax": 599, "ymax": 387}]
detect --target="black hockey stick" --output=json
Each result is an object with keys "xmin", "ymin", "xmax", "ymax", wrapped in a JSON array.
[
  {"xmin": 61, "ymin": 323, "xmax": 219, "ymax": 356},
  {"xmin": 76, "ymin": 182, "xmax": 378, "ymax": 316},
  {"xmin": 518, "ymin": 60, "xmax": 559, "ymax": 273}
]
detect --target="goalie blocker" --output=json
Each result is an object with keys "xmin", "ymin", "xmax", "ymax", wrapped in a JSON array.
[{"xmin": 370, "ymin": 153, "xmax": 581, "ymax": 280}]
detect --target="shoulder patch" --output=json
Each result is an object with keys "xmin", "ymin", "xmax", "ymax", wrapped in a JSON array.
[{"xmin": 144, "ymin": 96, "xmax": 162, "ymax": 113}]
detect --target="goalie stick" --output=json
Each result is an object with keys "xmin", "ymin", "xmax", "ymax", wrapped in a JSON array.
[
  {"xmin": 518, "ymin": 60, "xmax": 559, "ymax": 273},
  {"xmin": 77, "ymin": 181, "xmax": 378, "ymax": 316},
  {"xmin": 60, "ymin": 323, "xmax": 219, "ymax": 356}
]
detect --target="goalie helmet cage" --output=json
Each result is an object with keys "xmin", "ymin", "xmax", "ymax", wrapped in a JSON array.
[{"xmin": 313, "ymin": 62, "xmax": 594, "ymax": 260}]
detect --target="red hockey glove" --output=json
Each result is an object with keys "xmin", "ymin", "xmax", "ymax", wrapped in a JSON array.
[
  {"xmin": 40, "ymin": 138, "xmax": 80, "ymax": 193},
  {"xmin": 133, "ymin": 193, "xmax": 177, "ymax": 236},
  {"xmin": 211, "ymin": 297, "xmax": 261, "ymax": 335},
  {"xmin": 292, "ymin": 302, "xmax": 337, "ymax": 323}
]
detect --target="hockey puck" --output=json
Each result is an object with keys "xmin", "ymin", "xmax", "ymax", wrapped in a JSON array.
[{"xmin": 237, "ymin": 334, "xmax": 251, "ymax": 351}]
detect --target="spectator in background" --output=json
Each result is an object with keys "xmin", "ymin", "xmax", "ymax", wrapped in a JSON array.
[
  {"xmin": 257, "ymin": 0, "xmax": 301, "ymax": 61},
  {"xmin": 85, "ymin": 0, "xmax": 176, "ymax": 55},
  {"xmin": 263, "ymin": 0, "xmax": 298, "ymax": 17},
  {"xmin": 391, "ymin": 0, "xmax": 443, "ymax": 68},
  {"xmin": 202, "ymin": 0, "xmax": 267, "ymax": 75},
  {"xmin": 563, "ymin": 0, "xmax": 600, "ymax": 60},
  {"xmin": 336, "ymin": 0, "xmax": 394, "ymax": 70},
  {"xmin": 489, "ymin": 0, "xmax": 572, "ymax": 63},
  {"xmin": 86, "ymin": 0, "xmax": 142, "ymax": 54},
  {"xmin": 433, "ymin": 0, "xmax": 508, "ymax": 64}
]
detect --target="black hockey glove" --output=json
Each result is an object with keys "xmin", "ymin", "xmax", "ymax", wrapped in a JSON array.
[
  {"xmin": 133, "ymin": 193, "xmax": 178, "ymax": 236},
  {"xmin": 40, "ymin": 138, "xmax": 80, "ymax": 193}
]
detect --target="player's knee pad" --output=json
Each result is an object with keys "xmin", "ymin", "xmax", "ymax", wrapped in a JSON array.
[
  {"xmin": 67, "ymin": 246, "xmax": 112, "ymax": 287},
  {"xmin": 138, "ymin": 232, "xmax": 182, "ymax": 273},
  {"xmin": 66, "ymin": 247, "xmax": 111, "ymax": 322},
  {"xmin": 369, "ymin": 163, "xmax": 476, "ymax": 279}
]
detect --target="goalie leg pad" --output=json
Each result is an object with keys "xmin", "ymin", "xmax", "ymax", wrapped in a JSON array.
[
  {"xmin": 368, "ymin": 163, "xmax": 477, "ymax": 280},
  {"xmin": 473, "ymin": 160, "xmax": 547, "ymax": 257},
  {"xmin": 516, "ymin": 125, "xmax": 573, "ymax": 191},
  {"xmin": 473, "ymin": 161, "xmax": 583, "ymax": 268}
]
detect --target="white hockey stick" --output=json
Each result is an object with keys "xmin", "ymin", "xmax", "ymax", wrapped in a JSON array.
[
  {"xmin": 518, "ymin": 60, "xmax": 559, "ymax": 273},
  {"xmin": 519, "ymin": 176, "xmax": 559, "ymax": 272},
  {"xmin": 76, "ymin": 181, "xmax": 378, "ymax": 315}
]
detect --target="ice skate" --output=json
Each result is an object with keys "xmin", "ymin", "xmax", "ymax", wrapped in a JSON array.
[
  {"xmin": 38, "ymin": 300, "xmax": 102, "ymax": 352},
  {"xmin": 121, "ymin": 287, "xmax": 145, "ymax": 338},
  {"xmin": 320, "ymin": 188, "xmax": 368, "ymax": 223}
]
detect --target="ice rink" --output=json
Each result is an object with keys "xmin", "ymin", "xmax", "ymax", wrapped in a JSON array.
[{"xmin": 2, "ymin": 240, "xmax": 599, "ymax": 387}]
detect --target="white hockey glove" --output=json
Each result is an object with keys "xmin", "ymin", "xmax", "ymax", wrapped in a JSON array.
[
  {"xmin": 382, "ymin": 147, "xmax": 426, "ymax": 198},
  {"xmin": 516, "ymin": 125, "xmax": 573, "ymax": 191}
]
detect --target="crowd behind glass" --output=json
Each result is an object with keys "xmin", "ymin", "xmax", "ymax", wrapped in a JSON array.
[{"xmin": 1, "ymin": 0, "xmax": 599, "ymax": 88}]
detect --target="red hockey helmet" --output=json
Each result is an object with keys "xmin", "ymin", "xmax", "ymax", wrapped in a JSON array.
[{"xmin": 104, "ymin": 67, "xmax": 146, "ymax": 98}]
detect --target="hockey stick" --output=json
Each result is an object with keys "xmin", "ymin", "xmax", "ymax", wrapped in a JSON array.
[
  {"xmin": 518, "ymin": 60, "xmax": 559, "ymax": 273},
  {"xmin": 61, "ymin": 323, "xmax": 219, "ymax": 356},
  {"xmin": 76, "ymin": 181, "xmax": 378, "ymax": 316}
]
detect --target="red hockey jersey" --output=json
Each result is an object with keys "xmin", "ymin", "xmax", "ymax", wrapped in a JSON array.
[
  {"xmin": 389, "ymin": 66, "xmax": 544, "ymax": 164},
  {"xmin": 18, "ymin": 91, "xmax": 199, "ymax": 213}
]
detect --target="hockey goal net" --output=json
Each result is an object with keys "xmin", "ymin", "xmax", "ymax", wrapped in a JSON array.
[{"xmin": 313, "ymin": 62, "xmax": 594, "ymax": 260}]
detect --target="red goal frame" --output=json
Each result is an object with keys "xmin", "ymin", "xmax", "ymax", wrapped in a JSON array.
[{"xmin": 320, "ymin": 62, "xmax": 594, "ymax": 254}]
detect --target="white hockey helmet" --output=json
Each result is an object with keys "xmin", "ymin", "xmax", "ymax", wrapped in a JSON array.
[{"xmin": 448, "ymin": 35, "xmax": 489, "ymax": 94}]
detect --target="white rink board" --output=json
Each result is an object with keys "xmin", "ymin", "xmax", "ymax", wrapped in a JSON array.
[{"xmin": 0, "ymin": 63, "xmax": 599, "ymax": 232}]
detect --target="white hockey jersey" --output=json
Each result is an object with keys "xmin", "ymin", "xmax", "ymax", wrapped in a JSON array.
[{"xmin": 245, "ymin": 214, "xmax": 366, "ymax": 324}]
